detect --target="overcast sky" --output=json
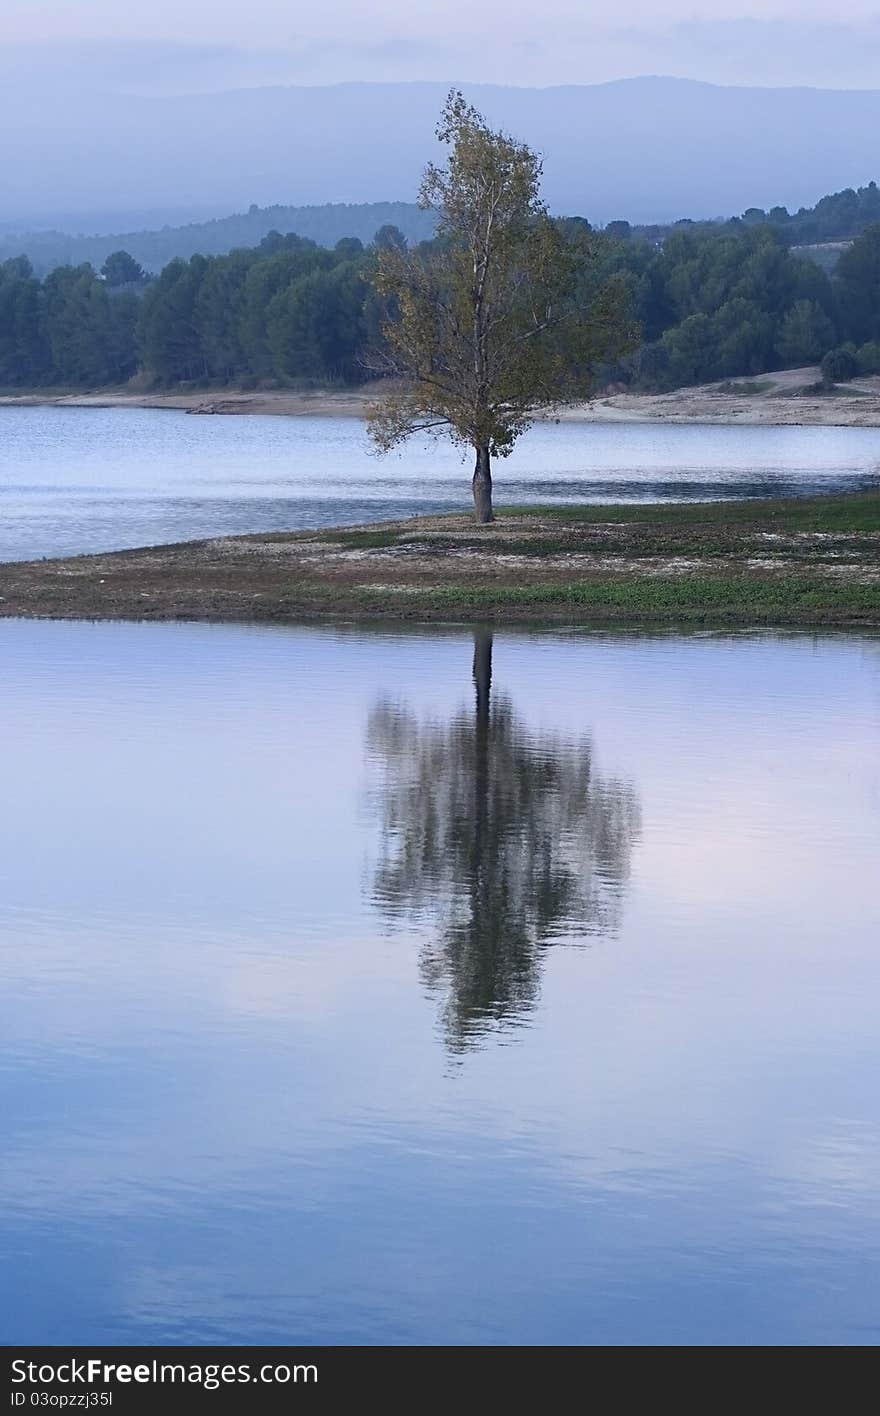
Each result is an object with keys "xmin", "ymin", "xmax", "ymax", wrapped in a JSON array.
[{"xmin": 3, "ymin": 0, "xmax": 880, "ymax": 91}]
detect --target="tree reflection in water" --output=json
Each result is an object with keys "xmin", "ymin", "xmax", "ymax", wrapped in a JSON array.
[{"xmin": 365, "ymin": 631, "xmax": 641, "ymax": 1050}]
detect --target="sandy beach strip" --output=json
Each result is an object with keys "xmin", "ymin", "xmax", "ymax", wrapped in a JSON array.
[{"xmin": 2, "ymin": 366, "xmax": 880, "ymax": 427}]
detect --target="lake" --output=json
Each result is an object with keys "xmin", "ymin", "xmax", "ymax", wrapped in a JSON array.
[
  {"xmin": 1, "ymin": 618, "xmax": 878, "ymax": 1346},
  {"xmin": 2, "ymin": 405, "xmax": 880, "ymax": 561}
]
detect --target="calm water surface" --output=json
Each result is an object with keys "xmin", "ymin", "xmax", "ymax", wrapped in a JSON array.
[
  {"xmin": 2, "ymin": 406, "xmax": 880, "ymax": 561},
  {"xmin": 1, "ymin": 619, "xmax": 878, "ymax": 1345}
]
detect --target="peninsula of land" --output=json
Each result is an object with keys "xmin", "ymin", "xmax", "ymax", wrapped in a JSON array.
[{"xmin": 1, "ymin": 490, "xmax": 877, "ymax": 629}]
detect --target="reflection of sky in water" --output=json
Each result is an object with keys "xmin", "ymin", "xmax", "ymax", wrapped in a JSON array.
[
  {"xmin": 1, "ymin": 406, "xmax": 880, "ymax": 560},
  {"xmin": 1, "ymin": 620, "xmax": 878, "ymax": 1344}
]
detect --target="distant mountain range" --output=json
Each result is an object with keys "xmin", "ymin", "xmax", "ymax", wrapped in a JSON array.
[{"xmin": 4, "ymin": 77, "xmax": 880, "ymax": 231}]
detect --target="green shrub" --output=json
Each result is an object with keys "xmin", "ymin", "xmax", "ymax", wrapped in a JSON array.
[{"xmin": 820, "ymin": 347, "xmax": 859, "ymax": 386}]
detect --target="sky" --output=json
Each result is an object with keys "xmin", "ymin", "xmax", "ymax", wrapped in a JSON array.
[{"xmin": 3, "ymin": 0, "xmax": 880, "ymax": 92}]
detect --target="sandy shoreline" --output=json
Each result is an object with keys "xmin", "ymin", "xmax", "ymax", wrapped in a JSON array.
[{"xmin": 3, "ymin": 366, "xmax": 880, "ymax": 427}]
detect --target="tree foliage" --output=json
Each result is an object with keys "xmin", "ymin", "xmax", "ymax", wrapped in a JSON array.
[
  {"xmin": 755, "ymin": 181, "xmax": 880, "ymax": 245},
  {"xmin": 833, "ymin": 223, "xmax": 880, "ymax": 346},
  {"xmin": 775, "ymin": 299, "xmax": 835, "ymax": 366},
  {"xmin": 101, "ymin": 251, "xmax": 147, "ymax": 288},
  {"xmin": 599, "ymin": 219, "xmax": 880, "ymax": 390},
  {"xmin": 821, "ymin": 347, "xmax": 859, "ymax": 387},
  {"xmin": 367, "ymin": 92, "xmax": 636, "ymax": 521}
]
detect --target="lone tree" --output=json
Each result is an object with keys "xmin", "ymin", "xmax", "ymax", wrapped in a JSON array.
[{"xmin": 367, "ymin": 91, "xmax": 636, "ymax": 522}]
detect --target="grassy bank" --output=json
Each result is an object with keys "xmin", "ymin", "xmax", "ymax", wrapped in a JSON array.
[{"xmin": 1, "ymin": 489, "xmax": 878, "ymax": 628}]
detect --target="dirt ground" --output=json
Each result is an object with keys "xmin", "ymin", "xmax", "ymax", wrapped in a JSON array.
[
  {"xmin": 569, "ymin": 367, "xmax": 880, "ymax": 427},
  {"xmin": 1, "ymin": 494, "xmax": 877, "ymax": 628},
  {"xmin": 3, "ymin": 367, "xmax": 880, "ymax": 426}
]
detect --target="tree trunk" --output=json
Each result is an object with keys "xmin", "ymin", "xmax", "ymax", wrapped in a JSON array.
[
  {"xmin": 471, "ymin": 630, "xmax": 492, "ymax": 924},
  {"xmin": 472, "ymin": 445, "xmax": 494, "ymax": 524},
  {"xmin": 472, "ymin": 629, "xmax": 493, "ymax": 732}
]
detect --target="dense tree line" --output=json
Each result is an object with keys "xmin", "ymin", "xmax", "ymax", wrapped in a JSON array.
[
  {"xmin": 742, "ymin": 180, "xmax": 880, "ymax": 245},
  {"xmin": 1, "ymin": 218, "xmax": 879, "ymax": 394},
  {"xmin": 0, "ymin": 232, "xmax": 384, "ymax": 388},
  {"xmin": 620, "ymin": 181, "xmax": 880, "ymax": 250},
  {"xmin": 604, "ymin": 221, "xmax": 880, "ymax": 390},
  {"xmin": 0, "ymin": 251, "xmax": 145, "ymax": 387},
  {"xmin": 136, "ymin": 231, "xmax": 387, "ymax": 384}
]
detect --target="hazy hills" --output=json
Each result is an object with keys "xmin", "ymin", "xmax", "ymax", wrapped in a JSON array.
[
  {"xmin": 4, "ymin": 77, "xmax": 880, "ymax": 230},
  {"xmin": 0, "ymin": 203, "xmax": 436, "ymax": 276},
  {"xmin": 5, "ymin": 180, "xmax": 880, "ymax": 280}
]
